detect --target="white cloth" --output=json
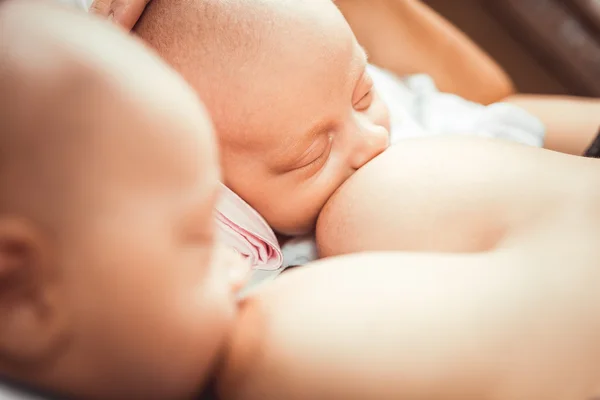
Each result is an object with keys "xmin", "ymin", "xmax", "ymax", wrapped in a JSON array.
[
  {"xmin": 281, "ymin": 64, "xmax": 546, "ymax": 268},
  {"xmin": 367, "ymin": 64, "xmax": 545, "ymax": 147},
  {"xmin": 53, "ymin": 0, "xmax": 92, "ymax": 10}
]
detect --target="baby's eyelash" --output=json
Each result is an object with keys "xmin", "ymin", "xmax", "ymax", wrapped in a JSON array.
[
  {"xmin": 299, "ymin": 134, "xmax": 333, "ymax": 171},
  {"xmin": 354, "ymin": 90, "xmax": 373, "ymax": 111},
  {"xmin": 353, "ymin": 72, "xmax": 375, "ymax": 111}
]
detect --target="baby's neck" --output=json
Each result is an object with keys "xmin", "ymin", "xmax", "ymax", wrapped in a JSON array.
[{"xmin": 276, "ymin": 233, "xmax": 292, "ymax": 247}]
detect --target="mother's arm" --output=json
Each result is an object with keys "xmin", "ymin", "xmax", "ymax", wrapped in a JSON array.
[
  {"xmin": 338, "ymin": 0, "xmax": 515, "ymax": 104},
  {"xmin": 504, "ymin": 94, "xmax": 600, "ymax": 155}
]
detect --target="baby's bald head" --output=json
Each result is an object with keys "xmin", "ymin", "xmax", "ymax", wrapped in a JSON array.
[
  {"xmin": 134, "ymin": 0, "xmax": 391, "ymax": 235},
  {"xmin": 0, "ymin": 7, "xmax": 102, "ymax": 233},
  {"xmin": 0, "ymin": 2, "xmax": 239, "ymax": 399},
  {"xmin": 134, "ymin": 0, "xmax": 297, "ymax": 135}
]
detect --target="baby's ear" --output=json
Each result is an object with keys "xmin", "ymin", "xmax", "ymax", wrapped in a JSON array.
[{"xmin": 0, "ymin": 217, "xmax": 67, "ymax": 367}]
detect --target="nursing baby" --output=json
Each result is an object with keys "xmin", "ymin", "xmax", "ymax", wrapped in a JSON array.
[{"xmin": 130, "ymin": 0, "xmax": 600, "ymax": 275}]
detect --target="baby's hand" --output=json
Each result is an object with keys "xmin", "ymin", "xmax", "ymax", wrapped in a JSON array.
[{"xmin": 89, "ymin": 0, "xmax": 150, "ymax": 30}]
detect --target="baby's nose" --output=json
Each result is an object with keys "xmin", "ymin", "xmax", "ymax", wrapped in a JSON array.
[{"xmin": 350, "ymin": 123, "xmax": 389, "ymax": 170}]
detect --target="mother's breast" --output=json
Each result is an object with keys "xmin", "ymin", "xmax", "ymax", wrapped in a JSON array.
[{"xmin": 315, "ymin": 136, "xmax": 583, "ymax": 258}]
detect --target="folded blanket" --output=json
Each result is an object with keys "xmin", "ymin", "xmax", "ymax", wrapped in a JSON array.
[{"xmin": 214, "ymin": 184, "xmax": 283, "ymax": 271}]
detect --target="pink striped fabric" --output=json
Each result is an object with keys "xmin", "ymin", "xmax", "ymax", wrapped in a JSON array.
[{"xmin": 214, "ymin": 184, "xmax": 283, "ymax": 271}]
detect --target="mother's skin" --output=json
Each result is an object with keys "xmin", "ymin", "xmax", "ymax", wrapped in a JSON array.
[
  {"xmin": 219, "ymin": 138, "xmax": 600, "ymax": 400},
  {"xmin": 220, "ymin": 206, "xmax": 600, "ymax": 400},
  {"xmin": 317, "ymin": 137, "xmax": 599, "ymax": 258}
]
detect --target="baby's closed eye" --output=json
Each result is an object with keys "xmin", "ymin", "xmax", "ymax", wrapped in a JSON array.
[
  {"xmin": 353, "ymin": 72, "xmax": 375, "ymax": 111},
  {"xmin": 294, "ymin": 134, "xmax": 334, "ymax": 171}
]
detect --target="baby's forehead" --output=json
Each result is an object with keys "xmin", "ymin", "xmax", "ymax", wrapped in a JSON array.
[
  {"xmin": 138, "ymin": 0, "xmax": 364, "ymax": 160},
  {"xmin": 219, "ymin": 43, "xmax": 365, "ymax": 158}
]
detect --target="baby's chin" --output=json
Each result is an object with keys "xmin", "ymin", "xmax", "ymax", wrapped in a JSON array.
[
  {"xmin": 270, "ymin": 215, "xmax": 319, "ymax": 238},
  {"xmin": 267, "ymin": 182, "xmax": 355, "ymax": 237}
]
